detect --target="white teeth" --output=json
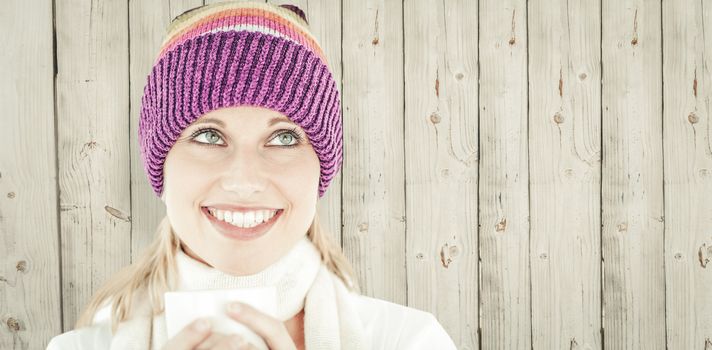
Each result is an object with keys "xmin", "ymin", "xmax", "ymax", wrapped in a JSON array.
[
  {"xmin": 244, "ymin": 212, "xmax": 255, "ymax": 227},
  {"xmin": 207, "ymin": 208, "xmax": 278, "ymax": 228},
  {"xmin": 232, "ymin": 211, "xmax": 244, "ymax": 227}
]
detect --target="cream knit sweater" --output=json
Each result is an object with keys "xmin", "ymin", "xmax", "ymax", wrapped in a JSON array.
[{"xmin": 107, "ymin": 236, "xmax": 369, "ymax": 349}]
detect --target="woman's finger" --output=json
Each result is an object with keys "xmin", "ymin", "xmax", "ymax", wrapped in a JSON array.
[
  {"xmin": 193, "ymin": 332, "xmax": 231, "ymax": 350},
  {"xmin": 226, "ymin": 302, "xmax": 296, "ymax": 350},
  {"xmin": 211, "ymin": 334, "xmax": 253, "ymax": 350},
  {"xmin": 161, "ymin": 318, "xmax": 212, "ymax": 350}
]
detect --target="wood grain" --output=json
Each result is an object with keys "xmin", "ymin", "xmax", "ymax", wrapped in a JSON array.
[
  {"xmin": 530, "ymin": 0, "xmax": 602, "ymax": 348},
  {"xmin": 55, "ymin": 0, "xmax": 132, "ymax": 333},
  {"xmin": 602, "ymin": 0, "xmax": 665, "ymax": 348},
  {"xmin": 0, "ymin": 1, "xmax": 61, "ymax": 349}
]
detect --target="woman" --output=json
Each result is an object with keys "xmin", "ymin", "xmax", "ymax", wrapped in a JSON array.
[{"xmin": 47, "ymin": 2, "xmax": 457, "ymax": 349}]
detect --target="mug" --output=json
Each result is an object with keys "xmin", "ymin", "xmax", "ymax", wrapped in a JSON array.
[{"xmin": 164, "ymin": 286, "xmax": 277, "ymax": 350}]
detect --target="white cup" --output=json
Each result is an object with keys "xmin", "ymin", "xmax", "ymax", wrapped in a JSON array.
[{"xmin": 164, "ymin": 286, "xmax": 277, "ymax": 350}]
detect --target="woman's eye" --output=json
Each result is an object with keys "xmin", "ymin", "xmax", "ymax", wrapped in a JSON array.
[
  {"xmin": 193, "ymin": 129, "xmax": 225, "ymax": 146},
  {"xmin": 268, "ymin": 131, "xmax": 301, "ymax": 147}
]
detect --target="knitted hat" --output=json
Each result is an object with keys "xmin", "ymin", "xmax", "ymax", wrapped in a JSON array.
[{"xmin": 139, "ymin": 1, "xmax": 342, "ymax": 199}]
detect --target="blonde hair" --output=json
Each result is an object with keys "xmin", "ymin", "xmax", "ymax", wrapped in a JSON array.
[{"xmin": 74, "ymin": 211, "xmax": 360, "ymax": 333}]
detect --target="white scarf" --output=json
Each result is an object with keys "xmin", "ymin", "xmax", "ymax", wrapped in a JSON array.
[{"xmin": 108, "ymin": 236, "xmax": 369, "ymax": 349}]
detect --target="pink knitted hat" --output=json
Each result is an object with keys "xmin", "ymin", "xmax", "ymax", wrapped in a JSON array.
[{"xmin": 139, "ymin": 1, "xmax": 342, "ymax": 198}]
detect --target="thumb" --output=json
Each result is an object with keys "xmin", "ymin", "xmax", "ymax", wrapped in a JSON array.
[{"xmin": 161, "ymin": 318, "xmax": 212, "ymax": 350}]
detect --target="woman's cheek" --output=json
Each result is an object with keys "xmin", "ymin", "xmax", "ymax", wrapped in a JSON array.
[
  {"xmin": 264, "ymin": 148, "xmax": 312, "ymax": 165},
  {"xmin": 266, "ymin": 150, "xmax": 318, "ymax": 174}
]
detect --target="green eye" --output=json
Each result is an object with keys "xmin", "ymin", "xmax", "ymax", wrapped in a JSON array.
[
  {"xmin": 192, "ymin": 129, "xmax": 225, "ymax": 146},
  {"xmin": 268, "ymin": 129, "xmax": 304, "ymax": 148},
  {"xmin": 275, "ymin": 133, "xmax": 295, "ymax": 145}
]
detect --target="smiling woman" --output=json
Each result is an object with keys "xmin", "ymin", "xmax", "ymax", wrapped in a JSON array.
[{"xmin": 46, "ymin": 1, "xmax": 456, "ymax": 349}]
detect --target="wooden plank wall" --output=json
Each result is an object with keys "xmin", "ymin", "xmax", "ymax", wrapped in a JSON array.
[
  {"xmin": 1, "ymin": 0, "xmax": 711, "ymax": 349},
  {"xmin": 0, "ymin": 1, "xmax": 61, "ymax": 350},
  {"xmin": 602, "ymin": 0, "xmax": 663, "ymax": 349},
  {"xmin": 530, "ymin": 0, "xmax": 601, "ymax": 348}
]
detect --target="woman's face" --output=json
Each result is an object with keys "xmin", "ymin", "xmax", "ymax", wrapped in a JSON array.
[{"xmin": 161, "ymin": 106, "xmax": 320, "ymax": 275}]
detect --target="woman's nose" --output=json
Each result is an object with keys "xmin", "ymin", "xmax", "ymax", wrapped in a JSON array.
[{"xmin": 218, "ymin": 147, "xmax": 267, "ymax": 198}]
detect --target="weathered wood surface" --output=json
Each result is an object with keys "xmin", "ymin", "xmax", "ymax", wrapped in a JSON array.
[{"xmin": 2, "ymin": 1, "xmax": 711, "ymax": 349}]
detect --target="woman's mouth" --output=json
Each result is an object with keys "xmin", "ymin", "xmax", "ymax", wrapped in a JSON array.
[{"xmin": 201, "ymin": 207, "xmax": 284, "ymax": 241}]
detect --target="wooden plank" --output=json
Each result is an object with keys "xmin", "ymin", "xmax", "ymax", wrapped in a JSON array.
[
  {"xmin": 205, "ymin": 0, "xmax": 264, "ymax": 5},
  {"xmin": 602, "ymin": 0, "xmax": 665, "ymax": 348},
  {"xmin": 55, "ymin": 0, "xmax": 131, "ymax": 330},
  {"xmin": 0, "ymin": 1, "xmax": 62, "ymax": 348},
  {"xmin": 478, "ymin": 0, "xmax": 530, "ymax": 349},
  {"xmin": 129, "ymin": 0, "xmax": 204, "ymax": 260},
  {"xmin": 663, "ymin": 0, "xmax": 712, "ymax": 348},
  {"xmin": 341, "ymin": 0, "xmax": 406, "ymax": 303},
  {"xmin": 404, "ymin": 0, "xmax": 477, "ymax": 347},
  {"xmin": 267, "ymin": 0, "xmax": 345, "ymax": 250},
  {"xmin": 528, "ymin": 0, "xmax": 602, "ymax": 348},
  {"xmin": 288, "ymin": 0, "xmax": 344, "ymax": 249}
]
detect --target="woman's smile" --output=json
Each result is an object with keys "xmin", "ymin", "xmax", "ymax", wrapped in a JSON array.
[{"xmin": 201, "ymin": 206, "xmax": 284, "ymax": 241}]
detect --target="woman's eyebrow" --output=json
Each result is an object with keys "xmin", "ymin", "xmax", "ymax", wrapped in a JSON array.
[
  {"xmin": 193, "ymin": 117, "xmax": 225, "ymax": 127},
  {"xmin": 192, "ymin": 116, "xmax": 296, "ymax": 127},
  {"xmin": 267, "ymin": 116, "xmax": 296, "ymax": 127}
]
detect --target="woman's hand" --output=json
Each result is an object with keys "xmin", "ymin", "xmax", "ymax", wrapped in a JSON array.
[
  {"xmin": 160, "ymin": 302, "xmax": 298, "ymax": 350},
  {"xmin": 224, "ymin": 302, "xmax": 298, "ymax": 350},
  {"xmin": 161, "ymin": 318, "xmax": 248, "ymax": 350}
]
